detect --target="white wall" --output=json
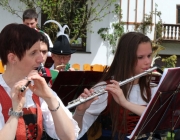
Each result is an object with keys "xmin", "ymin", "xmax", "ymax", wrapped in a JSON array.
[
  {"xmin": 0, "ymin": 0, "xmax": 42, "ymax": 30},
  {"xmin": 70, "ymin": 0, "xmax": 117, "ymax": 70},
  {"xmin": 0, "ymin": 0, "xmax": 180, "ymax": 70},
  {"xmin": 70, "ymin": 0, "xmax": 180, "ymax": 70},
  {"xmin": 0, "ymin": 2, "xmax": 22, "ymax": 31}
]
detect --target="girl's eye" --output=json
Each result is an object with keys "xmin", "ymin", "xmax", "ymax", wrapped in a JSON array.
[
  {"xmin": 31, "ymin": 51, "xmax": 36, "ymax": 55},
  {"xmin": 148, "ymin": 54, "xmax": 152, "ymax": 58},
  {"xmin": 137, "ymin": 56, "xmax": 143, "ymax": 59}
]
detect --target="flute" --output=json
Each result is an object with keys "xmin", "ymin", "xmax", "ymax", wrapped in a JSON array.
[
  {"xmin": 20, "ymin": 63, "xmax": 46, "ymax": 92},
  {"xmin": 66, "ymin": 67, "xmax": 157, "ymax": 109}
]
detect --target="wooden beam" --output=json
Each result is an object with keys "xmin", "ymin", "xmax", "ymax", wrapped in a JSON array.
[
  {"xmin": 120, "ymin": 0, "xmax": 122, "ymax": 22},
  {"xmin": 127, "ymin": 0, "xmax": 130, "ymax": 30},
  {"xmin": 143, "ymin": 0, "xmax": 145, "ymax": 22},
  {"xmin": 151, "ymin": 0, "xmax": 153, "ymax": 31},
  {"xmin": 135, "ymin": 0, "xmax": 138, "ymax": 24}
]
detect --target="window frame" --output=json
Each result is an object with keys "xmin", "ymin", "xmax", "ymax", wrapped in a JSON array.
[
  {"xmin": 70, "ymin": 37, "xmax": 86, "ymax": 52},
  {"xmin": 176, "ymin": 5, "xmax": 180, "ymax": 24},
  {"xmin": 41, "ymin": 1, "xmax": 87, "ymax": 52}
]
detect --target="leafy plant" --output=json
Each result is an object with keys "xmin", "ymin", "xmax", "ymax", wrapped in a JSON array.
[
  {"xmin": 134, "ymin": 13, "xmax": 153, "ymax": 35},
  {"xmin": 97, "ymin": 4, "xmax": 124, "ymax": 54},
  {"xmin": 162, "ymin": 55, "xmax": 177, "ymax": 68},
  {"xmin": 0, "ymin": 0, "xmax": 117, "ymax": 44}
]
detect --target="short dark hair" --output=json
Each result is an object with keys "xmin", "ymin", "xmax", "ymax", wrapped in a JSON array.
[
  {"xmin": 0, "ymin": 23, "xmax": 40, "ymax": 66},
  {"xmin": 39, "ymin": 31, "xmax": 50, "ymax": 51},
  {"xmin": 22, "ymin": 8, "xmax": 38, "ymax": 21}
]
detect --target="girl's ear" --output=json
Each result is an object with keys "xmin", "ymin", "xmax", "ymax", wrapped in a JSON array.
[{"xmin": 7, "ymin": 53, "xmax": 18, "ymax": 64}]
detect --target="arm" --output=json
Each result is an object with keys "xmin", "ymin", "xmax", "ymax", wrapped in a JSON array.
[
  {"xmin": 105, "ymin": 80, "xmax": 146, "ymax": 116},
  {"xmin": 121, "ymin": 101, "xmax": 146, "ymax": 116},
  {"xmin": 28, "ymin": 71, "xmax": 77, "ymax": 140},
  {"xmin": 73, "ymin": 88, "xmax": 97, "ymax": 131},
  {"xmin": 73, "ymin": 88, "xmax": 108, "ymax": 139},
  {"xmin": 0, "ymin": 116, "xmax": 18, "ymax": 140},
  {"xmin": 44, "ymin": 96, "xmax": 77, "ymax": 140},
  {"xmin": 0, "ymin": 79, "xmax": 26, "ymax": 140}
]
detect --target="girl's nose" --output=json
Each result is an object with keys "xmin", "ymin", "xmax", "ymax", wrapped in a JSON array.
[{"xmin": 145, "ymin": 57, "xmax": 152, "ymax": 65}]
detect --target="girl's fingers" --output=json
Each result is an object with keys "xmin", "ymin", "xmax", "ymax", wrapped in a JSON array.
[{"xmin": 79, "ymin": 88, "xmax": 94, "ymax": 98}]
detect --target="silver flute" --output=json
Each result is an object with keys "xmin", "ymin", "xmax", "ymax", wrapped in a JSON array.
[{"xmin": 66, "ymin": 67, "xmax": 157, "ymax": 109}]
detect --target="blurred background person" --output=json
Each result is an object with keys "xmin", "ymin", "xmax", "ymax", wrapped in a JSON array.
[{"xmin": 22, "ymin": 8, "xmax": 53, "ymax": 56}]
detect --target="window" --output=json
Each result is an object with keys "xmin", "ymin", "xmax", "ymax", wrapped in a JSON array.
[
  {"xmin": 177, "ymin": 5, "xmax": 180, "ymax": 24},
  {"xmin": 41, "ymin": 0, "xmax": 87, "ymax": 52},
  {"xmin": 68, "ymin": 0, "xmax": 87, "ymax": 52}
]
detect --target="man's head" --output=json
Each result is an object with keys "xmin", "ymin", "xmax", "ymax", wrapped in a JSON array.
[
  {"xmin": 50, "ymin": 35, "xmax": 76, "ymax": 70},
  {"xmin": 23, "ymin": 9, "xmax": 38, "ymax": 29}
]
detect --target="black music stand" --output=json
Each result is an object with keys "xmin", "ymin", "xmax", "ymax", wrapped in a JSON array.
[
  {"xmin": 129, "ymin": 67, "xmax": 180, "ymax": 140},
  {"xmin": 44, "ymin": 56, "xmax": 54, "ymax": 68},
  {"xmin": 51, "ymin": 71, "xmax": 103, "ymax": 108}
]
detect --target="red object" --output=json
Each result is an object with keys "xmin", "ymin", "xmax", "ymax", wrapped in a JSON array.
[{"xmin": 0, "ymin": 86, "xmax": 43, "ymax": 140}]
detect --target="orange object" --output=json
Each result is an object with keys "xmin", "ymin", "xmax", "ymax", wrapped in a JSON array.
[
  {"xmin": 91, "ymin": 64, "xmax": 104, "ymax": 72},
  {"xmin": 83, "ymin": 63, "xmax": 91, "ymax": 71},
  {"xmin": 72, "ymin": 63, "xmax": 80, "ymax": 70},
  {"xmin": 0, "ymin": 61, "xmax": 5, "ymax": 73}
]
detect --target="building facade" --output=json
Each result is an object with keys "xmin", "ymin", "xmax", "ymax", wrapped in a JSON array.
[{"xmin": 0, "ymin": 0, "xmax": 180, "ymax": 69}]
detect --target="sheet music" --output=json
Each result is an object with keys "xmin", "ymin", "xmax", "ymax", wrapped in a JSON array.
[{"xmin": 127, "ymin": 67, "xmax": 179, "ymax": 139}]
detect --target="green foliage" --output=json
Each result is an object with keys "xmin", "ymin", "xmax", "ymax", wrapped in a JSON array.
[
  {"xmin": 134, "ymin": 3, "xmax": 163, "ymax": 40},
  {"xmin": 162, "ymin": 55, "xmax": 177, "ymax": 69},
  {"xmin": 134, "ymin": 14, "xmax": 152, "ymax": 34},
  {"xmin": 97, "ymin": 4, "xmax": 124, "ymax": 54},
  {"xmin": 0, "ymin": 0, "xmax": 117, "ymax": 44},
  {"xmin": 153, "ymin": 4, "xmax": 163, "ymax": 40}
]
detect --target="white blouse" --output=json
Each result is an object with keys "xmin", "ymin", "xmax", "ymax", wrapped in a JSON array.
[
  {"xmin": 0, "ymin": 74, "xmax": 79, "ymax": 140},
  {"xmin": 78, "ymin": 84, "xmax": 157, "ymax": 139}
]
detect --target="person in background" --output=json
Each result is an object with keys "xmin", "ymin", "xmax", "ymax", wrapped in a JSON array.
[
  {"xmin": 0, "ymin": 23, "xmax": 79, "ymax": 140},
  {"xmin": 74, "ymin": 32, "xmax": 162, "ymax": 140},
  {"xmin": 39, "ymin": 31, "xmax": 49, "ymax": 65},
  {"xmin": 22, "ymin": 8, "xmax": 53, "ymax": 56},
  {"xmin": 44, "ymin": 20, "xmax": 76, "ymax": 71},
  {"xmin": 39, "ymin": 31, "xmax": 55, "ymax": 87},
  {"xmin": 50, "ymin": 34, "xmax": 76, "ymax": 71}
]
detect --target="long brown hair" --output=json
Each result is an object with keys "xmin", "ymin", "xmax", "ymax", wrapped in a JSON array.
[{"xmin": 101, "ymin": 32, "xmax": 152, "ymax": 139}]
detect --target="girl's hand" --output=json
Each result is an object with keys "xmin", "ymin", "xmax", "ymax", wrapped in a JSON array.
[
  {"xmin": 11, "ymin": 79, "xmax": 27, "ymax": 112},
  {"xmin": 27, "ymin": 70, "xmax": 53, "ymax": 100},
  {"xmin": 105, "ymin": 80, "xmax": 127, "ymax": 106},
  {"xmin": 76, "ymin": 88, "xmax": 98, "ymax": 112}
]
